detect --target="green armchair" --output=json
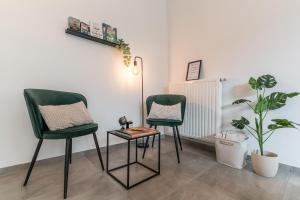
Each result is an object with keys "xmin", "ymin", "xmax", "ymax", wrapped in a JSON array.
[
  {"xmin": 143, "ymin": 94, "xmax": 186, "ymax": 163},
  {"xmin": 23, "ymin": 89, "xmax": 104, "ymax": 199}
]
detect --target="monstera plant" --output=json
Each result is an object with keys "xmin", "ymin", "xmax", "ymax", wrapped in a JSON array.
[{"xmin": 231, "ymin": 74, "xmax": 299, "ymax": 177}]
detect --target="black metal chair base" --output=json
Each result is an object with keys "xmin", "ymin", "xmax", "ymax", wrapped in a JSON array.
[
  {"xmin": 144, "ymin": 125, "xmax": 182, "ymax": 163},
  {"xmin": 23, "ymin": 133, "xmax": 105, "ymax": 199}
]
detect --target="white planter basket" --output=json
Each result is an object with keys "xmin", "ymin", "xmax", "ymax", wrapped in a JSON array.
[{"xmin": 215, "ymin": 131, "xmax": 248, "ymax": 169}]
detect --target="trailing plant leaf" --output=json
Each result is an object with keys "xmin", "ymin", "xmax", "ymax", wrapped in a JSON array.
[
  {"xmin": 268, "ymin": 119, "xmax": 299, "ymax": 130},
  {"xmin": 117, "ymin": 39, "xmax": 131, "ymax": 67},
  {"xmin": 232, "ymin": 99, "xmax": 251, "ymax": 105},
  {"xmin": 257, "ymin": 74, "xmax": 277, "ymax": 88},
  {"xmin": 231, "ymin": 117, "xmax": 249, "ymax": 129},
  {"xmin": 249, "ymin": 77, "xmax": 262, "ymax": 90},
  {"xmin": 255, "ymin": 95, "xmax": 268, "ymax": 114}
]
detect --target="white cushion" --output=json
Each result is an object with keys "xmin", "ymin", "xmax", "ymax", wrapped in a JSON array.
[
  {"xmin": 39, "ymin": 101, "xmax": 94, "ymax": 131},
  {"xmin": 147, "ymin": 102, "xmax": 182, "ymax": 120}
]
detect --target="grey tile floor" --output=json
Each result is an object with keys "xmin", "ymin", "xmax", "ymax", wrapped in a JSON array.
[{"xmin": 0, "ymin": 136, "xmax": 299, "ymax": 200}]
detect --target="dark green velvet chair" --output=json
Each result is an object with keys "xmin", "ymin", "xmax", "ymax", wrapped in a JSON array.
[
  {"xmin": 143, "ymin": 94, "xmax": 186, "ymax": 163},
  {"xmin": 23, "ymin": 89, "xmax": 104, "ymax": 199}
]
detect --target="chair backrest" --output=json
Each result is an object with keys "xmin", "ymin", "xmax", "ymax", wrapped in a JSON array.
[
  {"xmin": 24, "ymin": 89, "xmax": 87, "ymax": 139},
  {"xmin": 146, "ymin": 94, "xmax": 186, "ymax": 121}
]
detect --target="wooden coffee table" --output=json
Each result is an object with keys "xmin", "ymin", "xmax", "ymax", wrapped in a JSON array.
[{"xmin": 106, "ymin": 128, "xmax": 161, "ymax": 189}]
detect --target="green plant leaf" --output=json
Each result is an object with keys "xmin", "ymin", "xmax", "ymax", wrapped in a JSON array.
[
  {"xmin": 118, "ymin": 38, "xmax": 131, "ymax": 67},
  {"xmin": 249, "ymin": 77, "xmax": 262, "ymax": 90},
  {"xmin": 231, "ymin": 117, "xmax": 249, "ymax": 129},
  {"xmin": 232, "ymin": 99, "xmax": 252, "ymax": 105},
  {"xmin": 266, "ymin": 92, "xmax": 292, "ymax": 110},
  {"xmin": 287, "ymin": 92, "xmax": 300, "ymax": 98},
  {"xmin": 255, "ymin": 95, "xmax": 268, "ymax": 113},
  {"xmin": 257, "ymin": 74, "xmax": 277, "ymax": 88},
  {"xmin": 255, "ymin": 117, "xmax": 259, "ymax": 132},
  {"xmin": 268, "ymin": 119, "xmax": 299, "ymax": 130}
]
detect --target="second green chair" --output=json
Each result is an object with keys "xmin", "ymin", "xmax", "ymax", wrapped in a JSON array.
[{"xmin": 143, "ymin": 94, "xmax": 186, "ymax": 163}]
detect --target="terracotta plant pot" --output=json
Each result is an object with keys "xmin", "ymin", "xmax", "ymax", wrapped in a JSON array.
[{"xmin": 251, "ymin": 150, "xmax": 279, "ymax": 178}]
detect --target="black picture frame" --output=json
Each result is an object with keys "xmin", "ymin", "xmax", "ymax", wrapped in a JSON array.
[{"xmin": 186, "ymin": 60, "xmax": 202, "ymax": 81}]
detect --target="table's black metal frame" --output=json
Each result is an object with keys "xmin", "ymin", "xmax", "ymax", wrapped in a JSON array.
[{"xmin": 106, "ymin": 130, "xmax": 161, "ymax": 189}]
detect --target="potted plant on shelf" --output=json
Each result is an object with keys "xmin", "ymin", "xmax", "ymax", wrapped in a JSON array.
[{"xmin": 231, "ymin": 74, "xmax": 299, "ymax": 177}]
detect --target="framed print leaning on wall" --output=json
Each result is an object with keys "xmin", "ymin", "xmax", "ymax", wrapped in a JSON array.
[{"xmin": 186, "ymin": 60, "xmax": 202, "ymax": 81}]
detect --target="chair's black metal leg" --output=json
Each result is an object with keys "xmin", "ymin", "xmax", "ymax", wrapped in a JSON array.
[
  {"xmin": 69, "ymin": 138, "xmax": 72, "ymax": 164},
  {"xmin": 64, "ymin": 139, "xmax": 71, "ymax": 199},
  {"xmin": 106, "ymin": 132, "xmax": 109, "ymax": 171},
  {"xmin": 172, "ymin": 126, "xmax": 180, "ymax": 163},
  {"xmin": 152, "ymin": 135, "xmax": 155, "ymax": 147},
  {"xmin": 23, "ymin": 139, "xmax": 43, "ymax": 186},
  {"xmin": 142, "ymin": 136, "xmax": 150, "ymax": 159},
  {"xmin": 152, "ymin": 125, "xmax": 157, "ymax": 147},
  {"xmin": 93, "ymin": 133, "xmax": 105, "ymax": 171},
  {"xmin": 175, "ymin": 126, "xmax": 183, "ymax": 151},
  {"xmin": 158, "ymin": 133, "xmax": 161, "ymax": 174}
]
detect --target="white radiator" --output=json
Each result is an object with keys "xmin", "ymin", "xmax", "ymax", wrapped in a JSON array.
[{"xmin": 169, "ymin": 79, "xmax": 223, "ymax": 139}]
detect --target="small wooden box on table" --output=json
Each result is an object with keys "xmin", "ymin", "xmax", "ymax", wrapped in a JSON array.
[{"xmin": 106, "ymin": 128, "xmax": 161, "ymax": 189}]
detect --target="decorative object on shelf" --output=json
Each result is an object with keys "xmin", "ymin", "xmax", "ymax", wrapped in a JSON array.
[
  {"xmin": 102, "ymin": 23, "xmax": 117, "ymax": 43},
  {"xmin": 231, "ymin": 74, "xmax": 299, "ymax": 177},
  {"xmin": 68, "ymin": 16, "xmax": 80, "ymax": 32},
  {"xmin": 186, "ymin": 60, "xmax": 202, "ymax": 81},
  {"xmin": 90, "ymin": 21, "xmax": 102, "ymax": 39},
  {"xmin": 117, "ymin": 39, "xmax": 131, "ymax": 67},
  {"xmin": 118, "ymin": 116, "xmax": 133, "ymax": 129},
  {"xmin": 80, "ymin": 21, "xmax": 90, "ymax": 35}
]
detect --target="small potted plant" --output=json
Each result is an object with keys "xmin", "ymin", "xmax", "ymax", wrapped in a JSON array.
[{"xmin": 231, "ymin": 74, "xmax": 299, "ymax": 177}]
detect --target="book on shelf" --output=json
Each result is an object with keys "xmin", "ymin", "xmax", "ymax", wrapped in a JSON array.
[{"xmin": 90, "ymin": 22, "xmax": 102, "ymax": 39}]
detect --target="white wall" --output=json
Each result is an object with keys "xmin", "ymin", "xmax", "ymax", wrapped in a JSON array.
[
  {"xmin": 0, "ymin": 0, "xmax": 168, "ymax": 168},
  {"xmin": 168, "ymin": 0, "xmax": 300, "ymax": 167}
]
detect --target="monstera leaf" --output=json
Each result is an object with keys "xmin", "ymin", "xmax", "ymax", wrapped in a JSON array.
[
  {"xmin": 268, "ymin": 119, "xmax": 300, "ymax": 130},
  {"xmin": 266, "ymin": 92, "xmax": 299, "ymax": 110},
  {"xmin": 255, "ymin": 95, "xmax": 268, "ymax": 113},
  {"xmin": 232, "ymin": 99, "xmax": 251, "ymax": 105},
  {"xmin": 257, "ymin": 74, "xmax": 277, "ymax": 88},
  {"xmin": 249, "ymin": 77, "xmax": 262, "ymax": 90},
  {"xmin": 231, "ymin": 117, "xmax": 249, "ymax": 129}
]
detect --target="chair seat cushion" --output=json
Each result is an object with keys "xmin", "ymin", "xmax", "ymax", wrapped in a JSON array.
[
  {"xmin": 146, "ymin": 118, "xmax": 182, "ymax": 126},
  {"xmin": 43, "ymin": 123, "xmax": 98, "ymax": 139}
]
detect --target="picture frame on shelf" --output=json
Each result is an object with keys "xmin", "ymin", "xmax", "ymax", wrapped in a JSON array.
[
  {"xmin": 80, "ymin": 21, "xmax": 90, "ymax": 35},
  {"xmin": 68, "ymin": 16, "xmax": 80, "ymax": 32},
  {"xmin": 186, "ymin": 60, "xmax": 202, "ymax": 81},
  {"xmin": 90, "ymin": 21, "xmax": 102, "ymax": 39},
  {"xmin": 102, "ymin": 23, "xmax": 117, "ymax": 43}
]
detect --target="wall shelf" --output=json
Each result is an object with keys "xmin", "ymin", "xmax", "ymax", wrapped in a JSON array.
[{"xmin": 65, "ymin": 28, "xmax": 119, "ymax": 48}]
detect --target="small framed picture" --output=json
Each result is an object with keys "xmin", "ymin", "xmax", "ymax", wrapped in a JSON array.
[
  {"xmin": 186, "ymin": 60, "xmax": 202, "ymax": 81},
  {"xmin": 102, "ymin": 23, "xmax": 118, "ymax": 43}
]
